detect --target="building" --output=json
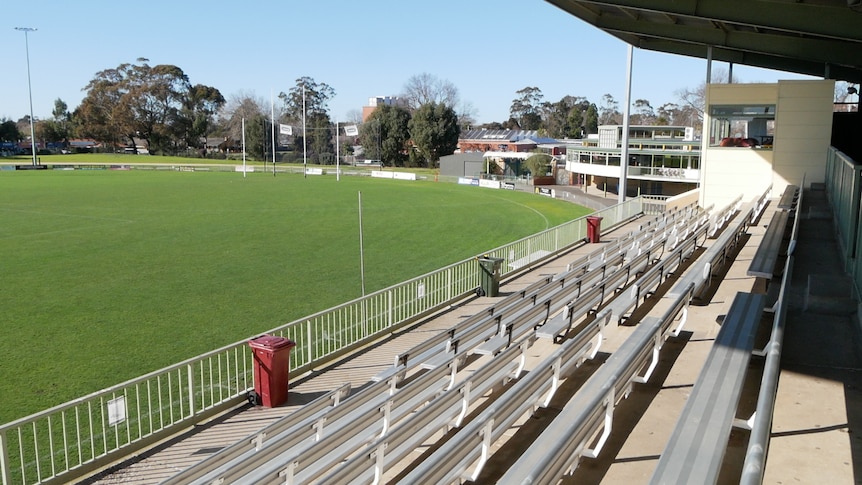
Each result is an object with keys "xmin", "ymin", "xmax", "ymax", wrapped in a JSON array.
[
  {"xmin": 698, "ymin": 79, "xmax": 835, "ymax": 208},
  {"xmin": 565, "ymin": 125, "xmax": 700, "ymax": 196},
  {"xmin": 361, "ymin": 96, "xmax": 398, "ymax": 122}
]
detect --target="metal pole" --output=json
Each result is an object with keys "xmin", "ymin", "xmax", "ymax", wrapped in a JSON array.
[
  {"xmin": 241, "ymin": 117, "xmax": 246, "ymax": 178},
  {"xmin": 619, "ymin": 43, "xmax": 633, "ymax": 204},
  {"xmin": 358, "ymin": 191, "xmax": 366, "ymax": 296},
  {"xmin": 336, "ymin": 121, "xmax": 340, "ymax": 181},
  {"xmin": 303, "ymin": 85, "xmax": 307, "ymax": 178},
  {"xmin": 15, "ymin": 27, "xmax": 38, "ymax": 166},
  {"xmin": 270, "ymin": 90, "xmax": 276, "ymax": 169},
  {"xmin": 706, "ymin": 45, "xmax": 713, "ymax": 85}
]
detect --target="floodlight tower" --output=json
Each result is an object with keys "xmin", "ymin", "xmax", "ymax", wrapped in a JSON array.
[{"xmin": 15, "ymin": 27, "xmax": 38, "ymax": 166}]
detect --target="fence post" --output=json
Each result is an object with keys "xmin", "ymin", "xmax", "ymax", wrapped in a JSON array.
[
  {"xmin": 0, "ymin": 428, "xmax": 10, "ymax": 485},
  {"xmin": 387, "ymin": 290, "xmax": 393, "ymax": 329},
  {"xmin": 187, "ymin": 364, "xmax": 195, "ymax": 418},
  {"xmin": 307, "ymin": 321, "xmax": 313, "ymax": 365}
]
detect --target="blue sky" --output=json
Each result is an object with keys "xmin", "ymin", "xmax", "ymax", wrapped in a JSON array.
[{"xmin": 1, "ymin": 0, "xmax": 815, "ymax": 125}]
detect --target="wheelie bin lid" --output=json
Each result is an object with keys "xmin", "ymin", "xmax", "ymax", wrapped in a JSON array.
[{"xmin": 248, "ymin": 335, "xmax": 295, "ymax": 350}]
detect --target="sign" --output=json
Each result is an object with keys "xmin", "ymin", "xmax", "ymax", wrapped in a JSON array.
[
  {"xmin": 536, "ymin": 187, "xmax": 554, "ymax": 197},
  {"xmin": 479, "ymin": 179, "xmax": 501, "ymax": 189},
  {"xmin": 279, "ymin": 124, "xmax": 293, "ymax": 135},
  {"xmin": 392, "ymin": 172, "xmax": 417, "ymax": 181},
  {"xmin": 502, "ymin": 182, "xmax": 516, "ymax": 190},
  {"xmin": 107, "ymin": 396, "xmax": 127, "ymax": 426},
  {"xmin": 344, "ymin": 125, "xmax": 359, "ymax": 136},
  {"xmin": 235, "ymin": 165, "xmax": 255, "ymax": 173}
]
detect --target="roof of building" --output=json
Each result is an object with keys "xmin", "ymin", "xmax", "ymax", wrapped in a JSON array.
[{"xmin": 460, "ymin": 129, "xmax": 539, "ymax": 142}]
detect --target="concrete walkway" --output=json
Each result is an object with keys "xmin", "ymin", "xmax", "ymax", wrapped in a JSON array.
[{"xmin": 86, "ymin": 191, "xmax": 862, "ymax": 484}]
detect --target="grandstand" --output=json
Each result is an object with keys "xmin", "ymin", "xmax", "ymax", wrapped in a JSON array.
[
  {"xmin": 50, "ymin": 180, "xmax": 848, "ymax": 485},
  {"xmin": 2, "ymin": 1, "xmax": 862, "ymax": 484}
]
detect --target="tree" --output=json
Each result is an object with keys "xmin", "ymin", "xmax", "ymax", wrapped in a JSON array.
[
  {"xmin": 408, "ymin": 102, "xmax": 460, "ymax": 168},
  {"xmin": 524, "ymin": 153, "xmax": 552, "ymax": 178},
  {"xmin": 673, "ymin": 68, "xmax": 737, "ymax": 128},
  {"xmin": 360, "ymin": 104, "xmax": 411, "ymax": 166},
  {"xmin": 584, "ymin": 103, "xmax": 599, "ymax": 134},
  {"xmin": 541, "ymin": 95, "xmax": 591, "ymax": 138},
  {"xmin": 401, "ymin": 73, "xmax": 459, "ymax": 112},
  {"xmin": 0, "ymin": 119, "xmax": 21, "ymax": 143},
  {"xmin": 510, "ymin": 87, "xmax": 544, "ymax": 130},
  {"xmin": 632, "ymin": 99, "xmax": 656, "ymax": 125},
  {"xmin": 220, "ymin": 92, "xmax": 266, "ymax": 145},
  {"xmin": 598, "ymin": 93, "xmax": 621, "ymax": 125},
  {"xmin": 77, "ymin": 58, "xmax": 221, "ymax": 154},
  {"xmin": 176, "ymin": 84, "xmax": 225, "ymax": 150},
  {"xmin": 279, "ymin": 77, "xmax": 336, "ymax": 162}
]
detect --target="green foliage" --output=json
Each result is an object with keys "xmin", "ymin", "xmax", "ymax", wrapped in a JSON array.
[
  {"xmin": 408, "ymin": 102, "xmax": 460, "ymax": 168},
  {"xmin": 76, "ymin": 59, "xmax": 224, "ymax": 154},
  {"xmin": 0, "ymin": 170, "xmax": 589, "ymax": 422},
  {"xmin": 524, "ymin": 153, "xmax": 553, "ymax": 177},
  {"xmin": 0, "ymin": 118, "xmax": 22, "ymax": 142},
  {"xmin": 361, "ymin": 104, "xmax": 411, "ymax": 166},
  {"xmin": 510, "ymin": 86, "xmax": 544, "ymax": 130}
]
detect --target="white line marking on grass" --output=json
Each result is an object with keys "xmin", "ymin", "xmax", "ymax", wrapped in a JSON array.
[
  {"xmin": 489, "ymin": 196, "xmax": 550, "ymax": 230},
  {"xmin": 0, "ymin": 207, "xmax": 136, "ymax": 240},
  {"xmin": 0, "ymin": 207, "xmax": 136, "ymax": 224}
]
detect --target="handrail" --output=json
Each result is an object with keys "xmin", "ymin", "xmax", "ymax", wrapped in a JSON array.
[
  {"xmin": 0, "ymin": 196, "xmax": 647, "ymax": 485},
  {"xmin": 740, "ymin": 175, "xmax": 804, "ymax": 484}
]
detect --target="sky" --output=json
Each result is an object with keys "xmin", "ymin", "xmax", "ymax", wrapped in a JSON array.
[{"xmin": 1, "ymin": 0, "xmax": 817, "ymax": 125}]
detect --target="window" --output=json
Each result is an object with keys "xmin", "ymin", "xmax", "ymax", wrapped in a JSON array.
[{"xmin": 709, "ymin": 105, "xmax": 775, "ymax": 149}]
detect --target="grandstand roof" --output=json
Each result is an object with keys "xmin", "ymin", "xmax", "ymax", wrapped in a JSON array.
[{"xmin": 545, "ymin": 0, "xmax": 862, "ymax": 82}]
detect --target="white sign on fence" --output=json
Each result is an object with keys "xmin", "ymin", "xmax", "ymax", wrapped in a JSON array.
[
  {"xmin": 235, "ymin": 165, "xmax": 255, "ymax": 173},
  {"xmin": 344, "ymin": 125, "xmax": 359, "ymax": 136},
  {"xmin": 305, "ymin": 167, "xmax": 324, "ymax": 175},
  {"xmin": 479, "ymin": 179, "xmax": 501, "ymax": 189},
  {"xmin": 279, "ymin": 124, "xmax": 293, "ymax": 135},
  {"xmin": 392, "ymin": 172, "xmax": 417, "ymax": 181},
  {"xmin": 107, "ymin": 396, "xmax": 127, "ymax": 426}
]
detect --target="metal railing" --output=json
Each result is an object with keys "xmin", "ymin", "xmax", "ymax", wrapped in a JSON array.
[
  {"xmin": 825, "ymin": 147, "xmax": 862, "ymax": 275},
  {"xmin": 0, "ymin": 197, "xmax": 647, "ymax": 485}
]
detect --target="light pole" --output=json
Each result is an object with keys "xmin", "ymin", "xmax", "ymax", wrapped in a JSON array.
[{"xmin": 15, "ymin": 27, "xmax": 38, "ymax": 166}]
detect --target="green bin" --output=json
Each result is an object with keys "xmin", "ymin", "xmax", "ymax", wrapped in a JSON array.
[{"xmin": 477, "ymin": 256, "xmax": 504, "ymax": 297}]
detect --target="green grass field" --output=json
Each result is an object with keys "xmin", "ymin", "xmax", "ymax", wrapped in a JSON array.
[{"xmin": 0, "ymin": 168, "xmax": 590, "ymax": 423}]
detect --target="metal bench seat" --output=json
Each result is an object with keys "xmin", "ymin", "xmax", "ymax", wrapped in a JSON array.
[{"xmin": 649, "ymin": 291, "xmax": 767, "ymax": 485}]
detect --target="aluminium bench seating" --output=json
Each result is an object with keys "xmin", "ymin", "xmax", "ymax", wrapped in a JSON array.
[
  {"xmin": 470, "ymin": 286, "xmax": 696, "ymax": 485},
  {"xmin": 161, "ymin": 383, "xmax": 352, "ymax": 485},
  {"xmin": 669, "ymin": 201, "xmax": 752, "ymax": 301},
  {"xmin": 777, "ymin": 184, "xmax": 799, "ymax": 210},
  {"xmin": 747, "ymin": 209, "xmax": 790, "ymax": 279},
  {"xmin": 649, "ymin": 291, "xmax": 767, "ymax": 485}
]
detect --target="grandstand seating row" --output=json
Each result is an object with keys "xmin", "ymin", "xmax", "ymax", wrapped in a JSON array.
[{"xmin": 163, "ymin": 199, "xmax": 733, "ymax": 485}]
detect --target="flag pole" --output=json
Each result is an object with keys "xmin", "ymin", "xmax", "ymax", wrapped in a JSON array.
[{"xmin": 241, "ymin": 117, "xmax": 246, "ymax": 178}]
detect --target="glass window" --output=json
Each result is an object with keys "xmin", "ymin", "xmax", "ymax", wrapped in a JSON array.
[{"xmin": 709, "ymin": 105, "xmax": 775, "ymax": 149}]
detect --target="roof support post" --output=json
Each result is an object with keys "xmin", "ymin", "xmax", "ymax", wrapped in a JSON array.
[
  {"xmin": 706, "ymin": 45, "xmax": 713, "ymax": 84},
  {"xmin": 619, "ymin": 43, "xmax": 633, "ymax": 205}
]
